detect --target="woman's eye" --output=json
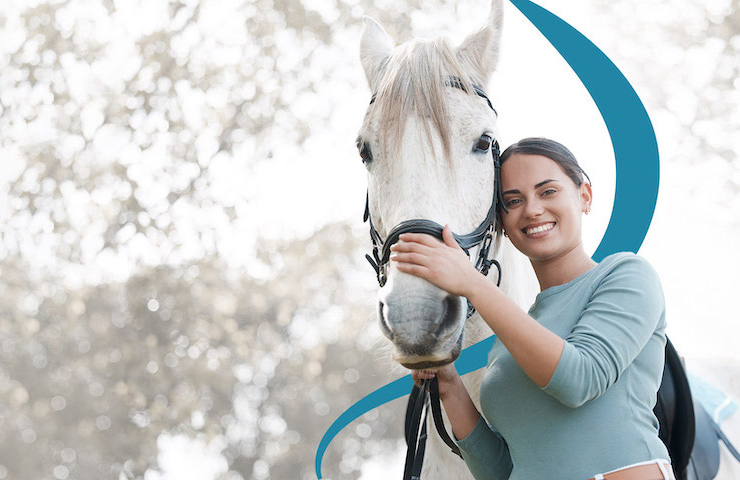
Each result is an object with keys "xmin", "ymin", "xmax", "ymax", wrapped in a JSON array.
[
  {"xmin": 542, "ymin": 189, "xmax": 557, "ymax": 196},
  {"xmin": 474, "ymin": 134, "xmax": 492, "ymax": 153},
  {"xmin": 505, "ymin": 198, "xmax": 521, "ymax": 207},
  {"xmin": 359, "ymin": 142, "xmax": 373, "ymax": 164}
]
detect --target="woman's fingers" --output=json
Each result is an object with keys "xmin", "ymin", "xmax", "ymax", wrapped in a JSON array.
[
  {"xmin": 395, "ymin": 262, "xmax": 431, "ymax": 279},
  {"xmin": 390, "ymin": 230, "xmax": 474, "ymax": 297},
  {"xmin": 390, "ymin": 240, "xmax": 436, "ymax": 255},
  {"xmin": 411, "ymin": 369, "xmax": 437, "ymax": 386},
  {"xmin": 394, "ymin": 228, "xmax": 462, "ymax": 251},
  {"xmin": 442, "ymin": 224, "xmax": 460, "ymax": 249},
  {"xmin": 397, "ymin": 232, "xmax": 441, "ymax": 247},
  {"xmin": 390, "ymin": 251, "xmax": 429, "ymax": 265}
]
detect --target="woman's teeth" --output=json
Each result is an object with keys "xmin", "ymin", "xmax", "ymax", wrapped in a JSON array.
[{"xmin": 524, "ymin": 223, "xmax": 554, "ymax": 235}]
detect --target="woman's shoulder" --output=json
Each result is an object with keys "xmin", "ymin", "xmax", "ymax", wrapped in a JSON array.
[
  {"xmin": 594, "ymin": 251, "xmax": 663, "ymax": 290},
  {"xmin": 597, "ymin": 251, "xmax": 656, "ymax": 271}
]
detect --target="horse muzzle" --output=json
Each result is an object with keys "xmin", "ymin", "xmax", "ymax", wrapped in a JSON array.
[{"xmin": 379, "ymin": 289, "xmax": 466, "ymax": 369}]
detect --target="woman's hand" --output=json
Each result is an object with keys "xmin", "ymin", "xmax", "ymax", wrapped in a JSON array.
[
  {"xmin": 390, "ymin": 224, "xmax": 480, "ymax": 297},
  {"xmin": 410, "ymin": 363, "xmax": 461, "ymax": 401}
]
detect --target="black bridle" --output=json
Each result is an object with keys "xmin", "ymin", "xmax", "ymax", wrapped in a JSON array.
[
  {"xmin": 363, "ymin": 77, "xmax": 505, "ymax": 318},
  {"xmin": 360, "ymin": 77, "xmax": 505, "ymax": 479}
]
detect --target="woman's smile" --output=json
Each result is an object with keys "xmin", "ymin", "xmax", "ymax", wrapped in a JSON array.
[{"xmin": 523, "ymin": 221, "xmax": 556, "ymax": 237}]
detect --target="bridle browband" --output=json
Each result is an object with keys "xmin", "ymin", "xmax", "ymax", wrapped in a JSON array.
[
  {"xmin": 363, "ymin": 76, "xmax": 506, "ymax": 318},
  {"xmin": 360, "ymin": 77, "xmax": 506, "ymax": 480}
]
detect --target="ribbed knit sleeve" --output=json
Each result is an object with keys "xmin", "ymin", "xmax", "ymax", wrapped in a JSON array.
[
  {"xmin": 541, "ymin": 255, "xmax": 665, "ymax": 408},
  {"xmin": 454, "ymin": 415, "xmax": 513, "ymax": 480}
]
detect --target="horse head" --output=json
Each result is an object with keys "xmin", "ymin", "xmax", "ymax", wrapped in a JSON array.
[{"xmin": 357, "ymin": 0, "xmax": 504, "ymax": 369}]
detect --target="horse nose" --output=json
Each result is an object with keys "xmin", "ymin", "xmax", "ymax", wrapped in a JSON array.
[{"xmin": 379, "ymin": 293, "xmax": 462, "ymax": 352}]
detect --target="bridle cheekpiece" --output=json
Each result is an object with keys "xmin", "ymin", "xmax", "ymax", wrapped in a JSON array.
[{"xmin": 362, "ymin": 76, "xmax": 506, "ymax": 319}]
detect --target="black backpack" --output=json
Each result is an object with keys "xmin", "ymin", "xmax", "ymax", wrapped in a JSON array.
[
  {"xmin": 654, "ymin": 337, "xmax": 696, "ymax": 479},
  {"xmin": 653, "ymin": 337, "xmax": 740, "ymax": 480}
]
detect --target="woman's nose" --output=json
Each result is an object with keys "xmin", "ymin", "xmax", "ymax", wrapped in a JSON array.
[{"xmin": 523, "ymin": 199, "xmax": 544, "ymax": 218}]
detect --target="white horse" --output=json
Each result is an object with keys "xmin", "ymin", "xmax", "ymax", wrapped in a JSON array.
[
  {"xmin": 357, "ymin": 0, "xmax": 740, "ymax": 478},
  {"xmin": 358, "ymin": 1, "xmax": 536, "ymax": 477}
]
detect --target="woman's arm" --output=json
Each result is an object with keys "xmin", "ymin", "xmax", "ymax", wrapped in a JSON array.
[
  {"xmin": 392, "ymin": 226, "xmax": 565, "ymax": 388},
  {"xmin": 393, "ymin": 227, "xmax": 665, "ymax": 407},
  {"xmin": 538, "ymin": 254, "xmax": 666, "ymax": 407},
  {"xmin": 466, "ymin": 274, "xmax": 565, "ymax": 388}
]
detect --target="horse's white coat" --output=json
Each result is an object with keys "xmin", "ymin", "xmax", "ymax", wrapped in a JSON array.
[{"xmin": 358, "ymin": 0, "xmax": 740, "ymax": 477}]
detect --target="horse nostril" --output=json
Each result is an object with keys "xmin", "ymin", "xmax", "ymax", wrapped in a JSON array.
[
  {"xmin": 378, "ymin": 300, "xmax": 394, "ymax": 340},
  {"xmin": 435, "ymin": 295, "xmax": 461, "ymax": 337}
]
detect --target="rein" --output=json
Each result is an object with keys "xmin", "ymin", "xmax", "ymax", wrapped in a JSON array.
[
  {"xmin": 361, "ymin": 77, "xmax": 503, "ymax": 478},
  {"xmin": 403, "ymin": 378, "xmax": 463, "ymax": 480}
]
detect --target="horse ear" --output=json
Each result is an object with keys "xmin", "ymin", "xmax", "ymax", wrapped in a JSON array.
[
  {"xmin": 360, "ymin": 16, "xmax": 394, "ymax": 91},
  {"xmin": 456, "ymin": 0, "xmax": 503, "ymax": 85}
]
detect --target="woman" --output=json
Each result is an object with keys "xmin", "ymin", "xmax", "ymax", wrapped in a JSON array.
[{"xmin": 389, "ymin": 138, "xmax": 673, "ymax": 480}]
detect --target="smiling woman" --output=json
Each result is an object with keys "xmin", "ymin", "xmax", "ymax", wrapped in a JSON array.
[
  {"xmin": 498, "ymin": 138, "xmax": 595, "ymax": 289},
  {"xmin": 394, "ymin": 137, "xmax": 675, "ymax": 479}
]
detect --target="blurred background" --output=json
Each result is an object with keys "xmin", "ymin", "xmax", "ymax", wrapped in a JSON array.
[{"xmin": 0, "ymin": 0, "xmax": 738, "ymax": 478}]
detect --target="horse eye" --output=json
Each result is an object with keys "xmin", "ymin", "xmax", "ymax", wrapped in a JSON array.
[
  {"xmin": 359, "ymin": 142, "xmax": 373, "ymax": 163},
  {"xmin": 474, "ymin": 134, "xmax": 492, "ymax": 153}
]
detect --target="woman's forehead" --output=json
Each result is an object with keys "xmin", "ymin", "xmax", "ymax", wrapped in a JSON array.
[{"xmin": 501, "ymin": 154, "xmax": 570, "ymax": 184}]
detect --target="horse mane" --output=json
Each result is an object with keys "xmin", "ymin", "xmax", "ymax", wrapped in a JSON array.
[{"xmin": 373, "ymin": 37, "xmax": 477, "ymax": 164}]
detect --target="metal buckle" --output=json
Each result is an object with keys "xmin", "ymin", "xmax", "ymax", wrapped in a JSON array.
[{"xmin": 379, "ymin": 263, "xmax": 388, "ymax": 287}]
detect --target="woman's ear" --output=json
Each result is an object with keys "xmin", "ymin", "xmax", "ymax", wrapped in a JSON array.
[{"xmin": 580, "ymin": 182, "xmax": 593, "ymax": 214}]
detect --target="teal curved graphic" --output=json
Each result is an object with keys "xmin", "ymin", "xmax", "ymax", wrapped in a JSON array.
[
  {"xmin": 315, "ymin": 1, "xmax": 659, "ymax": 477},
  {"xmin": 315, "ymin": 336, "xmax": 496, "ymax": 478},
  {"xmin": 511, "ymin": 0, "xmax": 659, "ymax": 262}
]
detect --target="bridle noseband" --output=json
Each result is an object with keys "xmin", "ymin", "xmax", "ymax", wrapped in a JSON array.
[{"xmin": 363, "ymin": 76, "xmax": 506, "ymax": 318}]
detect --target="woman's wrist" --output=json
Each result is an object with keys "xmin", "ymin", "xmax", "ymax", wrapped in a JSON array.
[
  {"xmin": 439, "ymin": 373, "xmax": 466, "ymax": 402},
  {"xmin": 465, "ymin": 269, "xmax": 500, "ymax": 305}
]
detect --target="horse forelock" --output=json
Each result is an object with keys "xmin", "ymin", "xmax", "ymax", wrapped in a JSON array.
[{"xmin": 373, "ymin": 38, "xmax": 478, "ymax": 165}]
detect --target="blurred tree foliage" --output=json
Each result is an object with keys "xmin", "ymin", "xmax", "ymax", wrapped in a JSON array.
[
  {"xmin": 588, "ymin": 0, "xmax": 740, "ymax": 192},
  {"xmin": 0, "ymin": 221, "xmax": 406, "ymax": 479},
  {"xmin": 1, "ymin": 0, "xmax": 738, "ymax": 479},
  {"xmin": 0, "ymin": 0, "xmax": 426, "ymax": 478}
]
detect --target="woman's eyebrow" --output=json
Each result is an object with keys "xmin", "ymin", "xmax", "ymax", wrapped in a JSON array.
[
  {"xmin": 534, "ymin": 179, "xmax": 558, "ymax": 189},
  {"xmin": 502, "ymin": 179, "xmax": 559, "ymax": 196}
]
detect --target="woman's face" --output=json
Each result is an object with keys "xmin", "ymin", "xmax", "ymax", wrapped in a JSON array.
[{"xmin": 500, "ymin": 153, "xmax": 592, "ymax": 264}]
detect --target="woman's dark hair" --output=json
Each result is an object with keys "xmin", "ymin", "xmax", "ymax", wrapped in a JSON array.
[
  {"xmin": 496, "ymin": 138, "xmax": 591, "ymax": 231},
  {"xmin": 499, "ymin": 137, "xmax": 591, "ymax": 187}
]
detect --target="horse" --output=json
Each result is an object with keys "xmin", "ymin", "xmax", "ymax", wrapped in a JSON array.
[
  {"xmin": 356, "ymin": 0, "xmax": 740, "ymax": 478},
  {"xmin": 357, "ymin": 1, "xmax": 535, "ymax": 477}
]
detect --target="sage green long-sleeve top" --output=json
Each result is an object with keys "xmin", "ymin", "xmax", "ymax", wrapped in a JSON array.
[{"xmin": 455, "ymin": 252, "xmax": 670, "ymax": 480}]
